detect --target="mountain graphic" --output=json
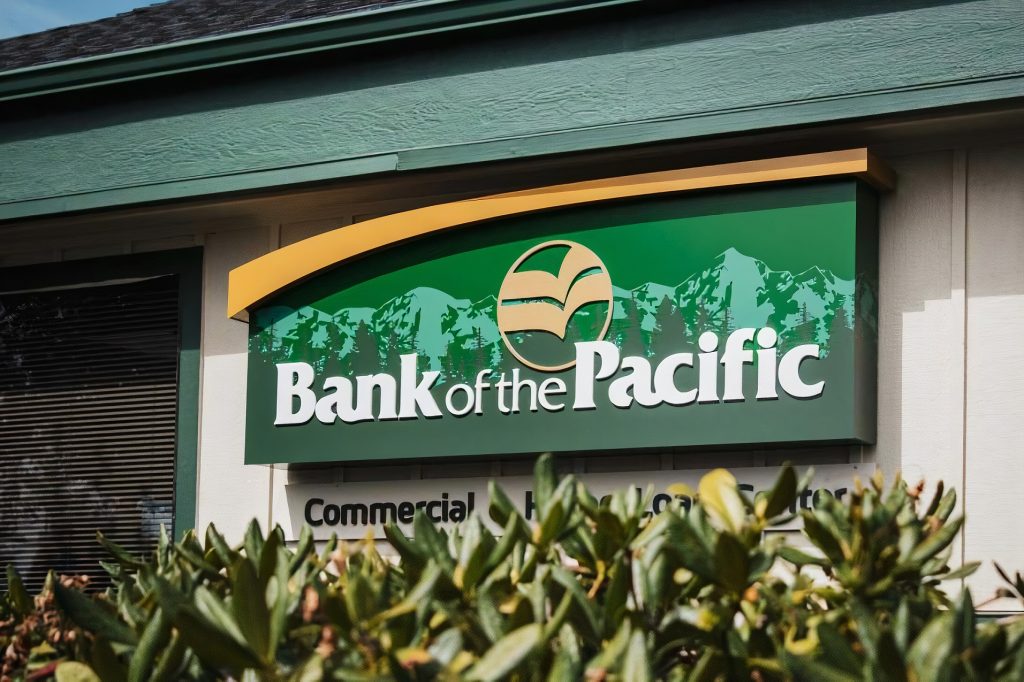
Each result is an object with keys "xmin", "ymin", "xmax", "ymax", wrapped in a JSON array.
[{"xmin": 254, "ymin": 248, "xmax": 862, "ymax": 377}]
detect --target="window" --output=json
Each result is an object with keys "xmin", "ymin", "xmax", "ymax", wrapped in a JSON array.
[{"xmin": 0, "ymin": 250, "xmax": 200, "ymax": 591}]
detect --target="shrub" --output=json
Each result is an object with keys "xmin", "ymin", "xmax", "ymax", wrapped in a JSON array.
[{"xmin": 3, "ymin": 457, "xmax": 1024, "ymax": 680}]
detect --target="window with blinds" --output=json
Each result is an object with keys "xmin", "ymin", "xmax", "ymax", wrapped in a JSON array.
[{"xmin": 0, "ymin": 276, "xmax": 180, "ymax": 591}]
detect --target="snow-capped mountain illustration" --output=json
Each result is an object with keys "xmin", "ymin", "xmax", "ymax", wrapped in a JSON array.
[{"xmin": 254, "ymin": 248, "xmax": 862, "ymax": 374}]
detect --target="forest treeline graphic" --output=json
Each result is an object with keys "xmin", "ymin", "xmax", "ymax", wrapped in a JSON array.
[{"xmin": 253, "ymin": 248, "xmax": 874, "ymax": 381}]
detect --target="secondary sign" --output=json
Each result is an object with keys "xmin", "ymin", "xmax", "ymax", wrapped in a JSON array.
[
  {"xmin": 276, "ymin": 464, "xmax": 872, "ymax": 540},
  {"xmin": 242, "ymin": 177, "xmax": 878, "ymax": 464}
]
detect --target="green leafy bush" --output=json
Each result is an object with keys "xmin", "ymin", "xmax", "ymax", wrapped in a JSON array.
[{"xmin": 3, "ymin": 458, "xmax": 1024, "ymax": 681}]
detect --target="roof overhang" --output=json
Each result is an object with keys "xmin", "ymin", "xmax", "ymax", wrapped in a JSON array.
[{"xmin": 0, "ymin": 0, "xmax": 642, "ymax": 102}]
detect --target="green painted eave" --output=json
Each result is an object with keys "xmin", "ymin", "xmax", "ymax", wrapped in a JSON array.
[
  {"xmin": 0, "ymin": 0, "xmax": 640, "ymax": 102},
  {"xmin": 1, "ymin": 0, "xmax": 1022, "ymax": 223}
]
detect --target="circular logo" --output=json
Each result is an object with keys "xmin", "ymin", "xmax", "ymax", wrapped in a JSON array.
[{"xmin": 496, "ymin": 240, "xmax": 613, "ymax": 372}]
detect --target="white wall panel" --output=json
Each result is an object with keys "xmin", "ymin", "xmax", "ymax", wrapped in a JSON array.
[
  {"xmin": 964, "ymin": 143, "xmax": 1024, "ymax": 608},
  {"xmin": 194, "ymin": 227, "xmax": 273, "ymax": 543},
  {"xmin": 873, "ymin": 151, "xmax": 967, "ymax": 577}
]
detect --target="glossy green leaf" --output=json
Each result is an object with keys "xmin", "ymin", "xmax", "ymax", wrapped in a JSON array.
[
  {"xmin": 815, "ymin": 621, "xmax": 862, "ymax": 675},
  {"xmin": 204, "ymin": 524, "xmax": 235, "ymax": 567},
  {"xmin": 907, "ymin": 613, "xmax": 954, "ymax": 680},
  {"xmin": 622, "ymin": 629, "xmax": 652, "ymax": 682},
  {"xmin": 5, "ymin": 564, "xmax": 32, "ymax": 615},
  {"xmin": 54, "ymin": 583, "xmax": 137, "ymax": 646},
  {"xmin": 149, "ymin": 632, "xmax": 188, "ymax": 682},
  {"xmin": 172, "ymin": 603, "xmax": 266, "ymax": 674},
  {"xmin": 908, "ymin": 516, "xmax": 963, "ymax": 566},
  {"xmin": 244, "ymin": 519, "xmax": 264, "ymax": 562},
  {"xmin": 940, "ymin": 561, "xmax": 981, "ymax": 581},
  {"xmin": 699, "ymin": 469, "xmax": 746, "ymax": 533},
  {"xmin": 370, "ymin": 562, "xmax": 441, "ymax": 625},
  {"xmin": 801, "ymin": 513, "xmax": 846, "ymax": 562},
  {"xmin": 86, "ymin": 638, "xmax": 127, "ymax": 682},
  {"xmin": 96, "ymin": 532, "xmax": 146, "ymax": 569},
  {"xmin": 289, "ymin": 525, "xmax": 315, "ymax": 575},
  {"xmin": 764, "ymin": 465, "xmax": 798, "ymax": 519},
  {"xmin": 289, "ymin": 653, "xmax": 324, "ymax": 682},
  {"xmin": 126, "ymin": 606, "xmax": 171, "ymax": 682},
  {"xmin": 533, "ymin": 454, "xmax": 557, "ymax": 514},
  {"xmin": 465, "ymin": 623, "xmax": 542, "ymax": 681},
  {"xmin": 784, "ymin": 655, "xmax": 860, "ymax": 682},
  {"xmin": 713, "ymin": 533, "xmax": 750, "ymax": 593},
  {"xmin": 194, "ymin": 586, "xmax": 249, "ymax": 645},
  {"xmin": 488, "ymin": 480, "xmax": 521, "ymax": 528},
  {"xmin": 231, "ymin": 557, "xmax": 271, "ymax": 659},
  {"xmin": 777, "ymin": 545, "xmax": 829, "ymax": 567},
  {"xmin": 55, "ymin": 662, "xmax": 101, "ymax": 682}
]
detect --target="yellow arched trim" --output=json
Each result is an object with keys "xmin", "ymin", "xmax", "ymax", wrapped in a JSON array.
[{"xmin": 227, "ymin": 148, "xmax": 893, "ymax": 320}]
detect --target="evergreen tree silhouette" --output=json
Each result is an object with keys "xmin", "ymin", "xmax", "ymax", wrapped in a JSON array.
[
  {"xmin": 826, "ymin": 304, "xmax": 852, "ymax": 359},
  {"xmin": 441, "ymin": 344, "xmax": 456, "ymax": 384},
  {"xmin": 350, "ymin": 321, "xmax": 381, "ymax": 376},
  {"xmin": 621, "ymin": 293, "xmax": 645, "ymax": 357},
  {"xmin": 293, "ymin": 312, "xmax": 322, "ymax": 368},
  {"xmin": 719, "ymin": 306, "xmax": 733, "ymax": 337},
  {"xmin": 473, "ymin": 326, "xmax": 489, "ymax": 372},
  {"xmin": 323, "ymin": 320, "xmax": 345, "ymax": 376},
  {"xmin": 571, "ymin": 304, "xmax": 600, "ymax": 345},
  {"xmin": 786, "ymin": 302, "xmax": 814, "ymax": 351},
  {"xmin": 384, "ymin": 328, "xmax": 402, "ymax": 375},
  {"xmin": 841, "ymin": 294, "xmax": 855, "ymax": 327},
  {"xmin": 696, "ymin": 302, "xmax": 710, "ymax": 337},
  {"xmin": 653, "ymin": 296, "xmax": 684, "ymax": 357}
]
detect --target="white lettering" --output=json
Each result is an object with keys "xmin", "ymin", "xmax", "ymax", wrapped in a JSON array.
[
  {"xmin": 653, "ymin": 353, "xmax": 697, "ymax": 406},
  {"xmin": 538, "ymin": 378, "xmax": 567, "ymax": 411},
  {"xmin": 398, "ymin": 354, "xmax": 442, "ymax": 418},
  {"xmin": 697, "ymin": 332, "xmax": 719, "ymax": 403},
  {"xmin": 755, "ymin": 328, "xmax": 779, "ymax": 400},
  {"xmin": 573, "ymin": 341, "xmax": 620, "ymax": 410},
  {"xmin": 356, "ymin": 373, "xmax": 398, "ymax": 421},
  {"xmin": 609, "ymin": 356, "xmax": 659, "ymax": 408},
  {"xmin": 495, "ymin": 373, "xmax": 512, "ymax": 414},
  {"xmin": 721, "ymin": 328, "xmax": 756, "ymax": 402},
  {"xmin": 315, "ymin": 377, "xmax": 358, "ymax": 423},
  {"xmin": 511, "ymin": 369, "xmax": 538, "ymax": 413},
  {"xmin": 444, "ymin": 383, "xmax": 475, "ymax": 416},
  {"xmin": 473, "ymin": 370, "xmax": 493, "ymax": 416},
  {"xmin": 275, "ymin": 363, "xmax": 316, "ymax": 425},
  {"xmin": 778, "ymin": 344, "xmax": 824, "ymax": 398}
]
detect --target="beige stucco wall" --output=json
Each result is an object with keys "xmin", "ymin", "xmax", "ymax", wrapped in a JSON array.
[{"xmin": 2, "ymin": 140, "xmax": 1022, "ymax": 609}]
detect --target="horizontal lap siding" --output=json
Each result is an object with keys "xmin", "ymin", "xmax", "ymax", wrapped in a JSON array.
[{"xmin": 0, "ymin": 0, "xmax": 1021, "ymax": 218}]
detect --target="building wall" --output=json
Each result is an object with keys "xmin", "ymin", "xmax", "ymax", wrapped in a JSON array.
[{"xmin": 1, "ymin": 141, "xmax": 1022, "ymax": 608}]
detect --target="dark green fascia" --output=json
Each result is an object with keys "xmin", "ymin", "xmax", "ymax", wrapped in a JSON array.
[
  {"xmin": 0, "ymin": 248, "xmax": 204, "ymax": 538},
  {"xmin": 3, "ymin": 74, "xmax": 1021, "ymax": 224},
  {"xmin": 0, "ymin": 0, "xmax": 641, "ymax": 102}
]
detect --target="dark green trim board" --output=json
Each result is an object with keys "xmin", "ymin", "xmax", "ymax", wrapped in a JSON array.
[
  {"xmin": 0, "ymin": 248, "xmax": 204, "ymax": 537},
  {"xmin": 0, "ymin": 0, "xmax": 1021, "ymax": 223},
  {"xmin": 0, "ymin": 0, "xmax": 640, "ymax": 102},
  {"xmin": 172, "ymin": 250, "xmax": 203, "ymax": 537}
]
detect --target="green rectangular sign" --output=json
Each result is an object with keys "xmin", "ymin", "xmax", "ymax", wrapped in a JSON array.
[{"xmin": 245, "ymin": 180, "xmax": 877, "ymax": 464}]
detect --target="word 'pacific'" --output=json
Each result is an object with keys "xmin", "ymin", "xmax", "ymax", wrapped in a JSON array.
[{"xmin": 274, "ymin": 327, "xmax": 824, "ymax": 425}]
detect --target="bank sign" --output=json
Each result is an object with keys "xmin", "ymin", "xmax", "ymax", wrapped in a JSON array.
[{"xmin": 235, "ymin": 156, "xmax": 882, "ymax": 464}]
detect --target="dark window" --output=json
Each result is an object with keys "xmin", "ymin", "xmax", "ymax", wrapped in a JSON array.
[{"xmin": 0, "ymin": 276, "xmax": 179, "ymax": 591}]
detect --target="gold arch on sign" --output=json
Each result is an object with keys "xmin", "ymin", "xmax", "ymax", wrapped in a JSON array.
[{"xmin": 227, "ymin": 148, "xmax": 894, "ymax": 320}]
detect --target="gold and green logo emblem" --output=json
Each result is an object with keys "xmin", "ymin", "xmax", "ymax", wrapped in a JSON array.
[{"xmin": 496, "ymin": 240, "xmax": 613, "ymax": 371}]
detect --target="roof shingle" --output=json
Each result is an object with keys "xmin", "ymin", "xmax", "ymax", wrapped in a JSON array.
[{"xmin": 0, "ymin": 0, "xmax": 413, "ymax": 72}]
